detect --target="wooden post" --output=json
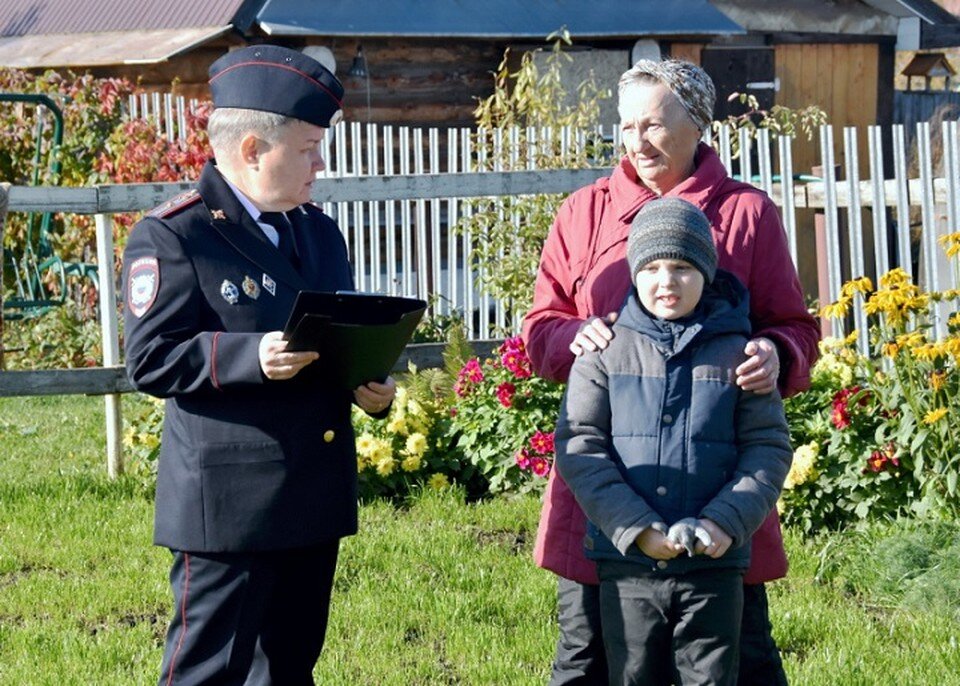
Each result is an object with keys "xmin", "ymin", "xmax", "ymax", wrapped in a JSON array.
[
  {"xmin": 95, "ymin": 213, "xmax": 123, "ymax": 478},
  {"xmin": 0, "ymin": 183, "xmax": 8, "ymax": 370}
]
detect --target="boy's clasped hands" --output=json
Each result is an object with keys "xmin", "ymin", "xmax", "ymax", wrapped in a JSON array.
[{"xmin": 636, "ymin": 518, "xmax": 733, "ymax": 560}]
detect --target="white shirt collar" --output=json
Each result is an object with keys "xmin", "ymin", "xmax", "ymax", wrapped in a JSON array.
[{"xmin": 220, "ymin": 174, "xmax": 279, "ymax": 245}]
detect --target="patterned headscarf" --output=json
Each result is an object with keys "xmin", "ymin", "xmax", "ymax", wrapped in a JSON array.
[{"xmin": 618, "ymin": 59, "xmax": 716, "ymax": 133}]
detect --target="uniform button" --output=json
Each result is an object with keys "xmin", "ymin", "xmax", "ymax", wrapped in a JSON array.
[
  {"xmin": 323, "ymin": 430, "xmax": 335, "ymax": 443},
  {"xmin": 662, "ymin": 414, "xmax": 673, "ymax": 424},
  {"xmin": 656, "ymin": 560, "xmax": 668, "ymax": 570},
  {"xmin": 656, "ymin": 486, "xmax": 668, "ymax": 496}
]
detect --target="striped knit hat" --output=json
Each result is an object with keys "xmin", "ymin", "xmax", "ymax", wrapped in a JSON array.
[{"xmin": 627, "ymin": 198, "xmax": 717, "ymax": 283}]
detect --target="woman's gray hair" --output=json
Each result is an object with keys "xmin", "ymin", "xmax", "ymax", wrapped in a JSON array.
[
  {"xmin": 207, "ymin": 108, "xmax": 296, "ymax": 153},
  {"xmin": 618, "ymin": 60, "xmax": 716, "ymax": 133}
]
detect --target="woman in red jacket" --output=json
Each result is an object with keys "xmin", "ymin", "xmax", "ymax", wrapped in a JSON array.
[{"xmin": 522, "ymin": 59, "xmax": 819, "ymax": 685}]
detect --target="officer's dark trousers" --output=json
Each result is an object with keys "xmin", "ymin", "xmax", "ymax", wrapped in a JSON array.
[
  {"xmin": 157, "ymin": 541, "xmax": 339, "ymax": 686},
  {"xmin": 549, "ymin": 575, "xmax": 788, "ymax": 685}
]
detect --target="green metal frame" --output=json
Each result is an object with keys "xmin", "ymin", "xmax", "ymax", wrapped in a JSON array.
[{"xmin": 2, "ymin": 93, "xmax": 98, "ymax": 320}]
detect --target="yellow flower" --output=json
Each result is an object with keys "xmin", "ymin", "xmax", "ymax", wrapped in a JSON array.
[
  {"xmin": 896, "ymin": 331, "xmax": 925, "ymax": 349},
  {"xmin": 406, "ymin": 399, "xmax": 424, "ymax": 417},
  {"xmin": 428, "ymin": 473, "xmax": 450, "ymax": 490},
  {"xmin": 841, "ymin": 276, "xmax": 873, "ymax": 298},
  {"xmin": 394, "ymin": 386, "xmax": 409, "ymax": 412},
  {"xmin": 879, "ymin": 267, "xmax": 911, "ymax": 289},
  {"xmin": 375, "ymin": 454, "xmax": 396, "ymax": 476},
  {"xmin": 356, "ymin": 432, "xmax": 376, "ymax": 457},
  {"xmin": 914, "ymin": 342, "xmax": 946, "ymax": 363},
  {"xmin": 401, "ymin": 455, "xmax": 422, "ymax": 472},
  {"xmin": 923, "ymin": 407, "xmax": 948, "ymax": 425},
  {"xmin": 820, "ymin": 297, "xmax": 852, "ymax": 319},
  {"xmin": 404, "ymin": 432, "xmax": 428, "ymax": 457},
  {"xmin": 123, "ymin": 427, "xmax": 136, "ymax": 448},
  {"xmin": 881, "ymin": 342, "xmax": 899, "ymax": 358},
  {"xmin": 784, "ymin": 442, "xmax": 819, "ymax": 490},
  {"xmin": 140, "ymin": 433, "xmax": 160, "ymax": 450},
  {"xmin": 931, "ymin": 371, "xmax": 948, "ymax": 393},
  {"xmin": 938, "ymin": 231, "xmax": 960, "ymax": 258},
  {"xmin": 371, "ymin": 438, "xmax": 393, "ymax": 464},
  {"xmin": 386, "ymin": 415, "xmax": 409, "ymax": 436}
]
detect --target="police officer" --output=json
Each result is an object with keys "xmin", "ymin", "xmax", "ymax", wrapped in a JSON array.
[{"xmin": 122, "ymin": 44, "xmax": 396, "ymax": 685}]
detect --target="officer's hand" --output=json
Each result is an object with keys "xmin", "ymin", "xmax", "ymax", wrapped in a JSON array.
[
  {"xmin": 695, "ymin": 518, "xmax": 733, "ymax": 559},
  {"xmin": 636, "ymin": 523, "xmax": 681, "ymax": 560},
  {"xmin": 569, "ymin": 312, "xmax": 618, "ymax": 356},
  {"xmin": 258, "ymin": 331, "xmax": 319, "ymax": 380},
  {"xmin": 735, "ymin": 337, "xmax": 780, "ymax": 394},
  {"xmin": 354, "ymin": 376, "xmax": 397, "ymax": 414}
]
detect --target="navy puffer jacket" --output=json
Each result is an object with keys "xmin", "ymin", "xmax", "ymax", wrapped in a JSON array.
[{"xmin": 555, "ymin": 270, "xmax": 792, "ymax": 575}]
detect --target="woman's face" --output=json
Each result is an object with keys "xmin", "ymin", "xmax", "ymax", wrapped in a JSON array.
[
  {"xmin": 245, "ymin": 120, "xmax": 327, "ymax": 210},
  {"xmin": 620, "ymin": 82, "xmax": 702, "ymax": 195}
]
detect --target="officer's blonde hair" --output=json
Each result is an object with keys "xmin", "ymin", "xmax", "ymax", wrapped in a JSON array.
[{"xmin": 207, "ymin": 108, "xmax": 296, "ymax": 154}]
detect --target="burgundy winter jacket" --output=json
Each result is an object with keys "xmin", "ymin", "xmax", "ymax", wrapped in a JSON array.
[{"xmin": 522, "ymin": 144, "xmax": 819, "ymax": 585}]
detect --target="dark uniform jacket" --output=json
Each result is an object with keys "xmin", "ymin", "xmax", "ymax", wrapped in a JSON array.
[
  {"xmin": 555, "ymin": 272, "xmax": 793, "ymax": 575},
  {"xmin": 123, "ymin": 160, "xmax": 359, "ymax": 553}
]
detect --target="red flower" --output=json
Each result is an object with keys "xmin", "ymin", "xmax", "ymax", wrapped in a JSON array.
[
  {"xmin": 529, "ymin": 430, "xmax": 555, "ymax": 455},
  {"xmin": 831, "ymin": 386, "xmax": 867, "ymax": 430},
  {"xmin": 530, "ymin": 457, "xmax": 551, "ymax": 477},
  {"xmin": 864, "ymin": 442, "xmax": 900, "ymax": 474},
  {"xmin": 496, "ymin": 382, "xmax": 516, "ymax": 408}
]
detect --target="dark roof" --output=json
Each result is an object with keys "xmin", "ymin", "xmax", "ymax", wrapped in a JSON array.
[
  {"xmin": 257, "ymin": 0, "xmax": 745, "ymax": 38},
  {"xmin": 0, "ymin": 0, "xmax": 255, "ymax": 37},
  {"xmin": 902, "ymin": 51, "xmax": 958, "ymax": 74}
]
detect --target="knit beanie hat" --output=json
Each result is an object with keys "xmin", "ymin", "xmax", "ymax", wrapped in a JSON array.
[{"xmin": 627, "ymin": 198, "xmax": 717, "ymax": 283}]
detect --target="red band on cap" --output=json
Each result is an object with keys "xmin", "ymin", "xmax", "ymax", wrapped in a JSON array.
[{"xmin": 210, "ymin": 61, "xmax": 343, "ymax": 108}]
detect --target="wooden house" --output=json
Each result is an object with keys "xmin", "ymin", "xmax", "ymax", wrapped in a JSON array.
[{"xmin": 3, "ymin": 0, "xmax": 960, "ymax": 135}]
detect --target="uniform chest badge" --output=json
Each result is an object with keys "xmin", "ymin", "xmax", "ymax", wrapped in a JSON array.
[
  {"xmin": 220, "ymin": 279, "xmax": 240, "ymax": 305},
  {"xmin": 262, "ymin": 274, "xmax": 277, "ymax": 296},
  {"xmin": 242, "ymin": 275, "xmax": 260, "ymax": 300},
  {"xmin": 127, "ymin": 257, "xmax": 160, "ymax": 318},
  {"xmin": 210, "ymin": 209, "xmax": 226, "ymax": 220}
]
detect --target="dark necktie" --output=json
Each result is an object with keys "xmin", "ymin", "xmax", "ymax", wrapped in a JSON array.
[{"xmin": 260, "ymin": 211, "xmax": 300, "ymax": 270}]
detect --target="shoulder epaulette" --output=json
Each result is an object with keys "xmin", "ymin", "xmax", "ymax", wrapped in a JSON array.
[{"xmin": 148, "ymin": 189, "xmax": 201, "ymax": 218}]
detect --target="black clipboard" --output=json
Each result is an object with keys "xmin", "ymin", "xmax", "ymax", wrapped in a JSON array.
[{"xmin": 282, "ymin": 291, "xmax": 427, "ymax": 389}]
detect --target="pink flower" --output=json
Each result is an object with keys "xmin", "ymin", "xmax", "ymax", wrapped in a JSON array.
[
  {"xmin": 530, "ymin": 457, "xmax": 551, "ymax": 477},
  {"xmin": 499, "ymin": 337, "xmax": 532, "ymax": 379},
  {"xmin": 529, "ymin": 430, "xmax": 555, "ymax": 455},
  {"xmin": 455, "ymin": 359, "xmax": 485, "ymax": 396},
  {"xmin": 515, "ymin": 448, "xmax": 531, "ymax": 470},
  {"xmin": 496, "ymin": 382, "xmax": 516, "ymax": 408},
  {"xmin": 449, "ymin": 407, "xmax": 458, "ymax": 417}
]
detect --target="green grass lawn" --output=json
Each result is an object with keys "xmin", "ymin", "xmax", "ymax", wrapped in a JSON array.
[{"xmin": 2, "ymin": 395, "xmax": 960, "ymax": 684}]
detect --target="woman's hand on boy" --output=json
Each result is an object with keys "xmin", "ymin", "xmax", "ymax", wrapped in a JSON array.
[
  {"xmin": 694, "ymin": 518, "xmax": 733, "ymax": 559},
  {"xmin": 735, "ymin": 337, "xmax": 780, "ymax": 394},
  {"xmin": 570, "ymin": 312, "xmax": 618, "ymax": 355}
]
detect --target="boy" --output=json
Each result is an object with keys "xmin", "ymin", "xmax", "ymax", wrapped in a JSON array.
[{"xmin": 554, "ymin": 197, "xmax": 792, "ymax": 686}]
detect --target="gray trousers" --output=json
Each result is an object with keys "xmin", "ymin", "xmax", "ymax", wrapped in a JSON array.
[
  {"xmin": 598, "ymin": 563, "xmax": 742, "ymax": 686},
  {"xmin": 549, "ymin": 575, "xmax": 788, "ymax": 686}
]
